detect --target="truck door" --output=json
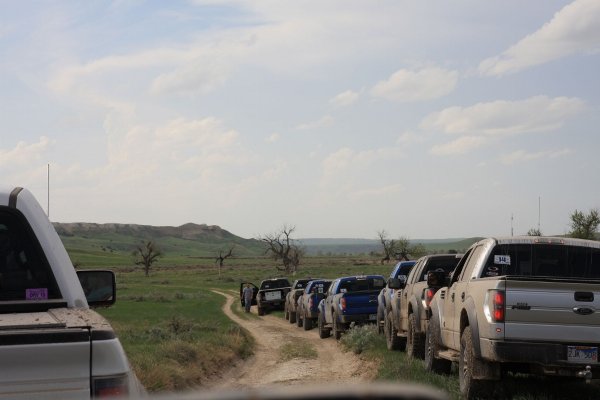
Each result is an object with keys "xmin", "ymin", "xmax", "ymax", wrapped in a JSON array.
[{"xmin": 440, "ymin": 248, "xmax": 473, "ymax": 347}]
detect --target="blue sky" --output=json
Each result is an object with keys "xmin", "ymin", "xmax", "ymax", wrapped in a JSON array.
[{"xmin": 1, "ymin": 0, "xmax": 599, "ymax": 239}]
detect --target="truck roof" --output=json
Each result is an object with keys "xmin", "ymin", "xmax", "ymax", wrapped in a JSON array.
[{"xmin": 481, "ymin": 236, "xmax": 600, "ymax": 249}]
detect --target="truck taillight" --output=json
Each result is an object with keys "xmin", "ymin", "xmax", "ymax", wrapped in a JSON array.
[
  {"xmin": 491, "ymin": 290, "xmax": 505, "ymax": 323},
  {"xmin": 424, "ymin": 288, "xmax": 436, "ymax": 308},
  {"xmin": 340, "ymin": 298, "xmax": 347, "ymax": 311},
  {"xmin": 92, "ymin": 374, "xmax": 129, "ymax": 398}
]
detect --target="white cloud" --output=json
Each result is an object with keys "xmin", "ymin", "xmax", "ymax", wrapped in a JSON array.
[
  {"xmin": 420, "ymin": 96, "xmax": 585, "ymax": 136},
  {"xmin": 351, "ymin": 184, "xmax": 403, "ymax": 198},
  {"xmin": 430, "ymin": 136, "xmax": 488, "ymax": 156},
  {"xmin": 371, "ymin": 67, "xmax": 458, "ymax": 102},
  {"xmin": 0, "ymin": 136, "xmax": 51, "ymax": 168},
  {"xmin": 265, "ymin": 133, "xmax": 280, "ymax": 143},
  {"xmin": 296, "ymin": 115, "xmax": 334, "ymax": 130},
  {"xmin": 396, "ymin": 131, "xmax": 425, "ymax": 145},
  {"xmin": 322, "ymin": 146, "xmax": 404, "ymax": 179},
  {"xmin": 150, "ymin": 60, "xmax": 231, "ymax": 95},
  {"xmin": 500, "ymin": 148, "xmax": 573, "ymax": 165},
  {"xmin": 329, "ymin": 90, "xmax": 359, "ymax": 108},
  {"xmin": 479, "ymin": 0, "xmax": 600, "ymax": 76}
]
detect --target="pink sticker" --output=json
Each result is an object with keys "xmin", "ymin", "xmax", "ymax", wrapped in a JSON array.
[{"xmin": 26, "ymin": 288, "xmax": 48, "ymax": 300}]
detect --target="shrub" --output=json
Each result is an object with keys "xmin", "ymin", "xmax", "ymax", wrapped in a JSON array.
[{"xmin": 340, "ymin": 324, "xmax": 378, "ymax": 354}]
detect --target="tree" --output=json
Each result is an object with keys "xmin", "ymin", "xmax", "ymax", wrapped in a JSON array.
[
  {"xmin": 378, "ymin": 231, "xmax": 426, "ymax": 263},
  {"xmin": 527, "ymin": 228, "xmax": 542, "ymax": 236},
  {"xmin": 133, "ymin": 240, "xmax": 162, "ymax": 277},
  {"xmin": 377, "ymin": 230, "xmax": 397, "ymax": 264},
  {"xmin": 259, "ymin": 225, "xmax": 304, "ymax": 274},
  {"xmin": 215, "ymin": 246, "xmax": 234, "ymax": 277},
  {"xmin": 569, "ymin": 209, "xmax": 600, "ymax": 240}
]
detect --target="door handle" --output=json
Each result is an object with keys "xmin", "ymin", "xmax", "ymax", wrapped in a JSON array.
[
  {"xmin": 461, "ymin": 292, "xmax": 465, "ymax": 301},
  {"xmin": 451, "ymin": 293, "xmax": 455, "ymax": 302}
]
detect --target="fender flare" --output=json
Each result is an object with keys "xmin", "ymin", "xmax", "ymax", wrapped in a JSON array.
[
  {"xmin": 409, "ymin": 296, "xmax": 421, "ymax": 333},
  {"xmin": 463, "ymin": 297, "xmax": 482, "ymax": 358}
]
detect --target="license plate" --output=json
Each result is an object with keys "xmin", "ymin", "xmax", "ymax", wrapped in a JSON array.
[
  {"xmin": 567, "ymin": 346, "xmax": 598, "ymax": 363},
  {"xmin": 369, "ymin": 314, "xmax": 377, "ymax": 321},
  {"xmin": 265, "ymin": 291, "xmax": 281, "ymax": 301}
]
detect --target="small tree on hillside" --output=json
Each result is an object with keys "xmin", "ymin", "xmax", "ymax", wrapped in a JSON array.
[
  {"xmin": 569, "ymin": 209, "xmax": 600, "ymax": 240},
  {"xmin": 527, "ymin": 228, "xmax": 542, "ymax": 236},
  {"xmin": 133, "ymin": 240, "xmax": 162, "ymax": 277},
  {"xmin": 259, "ymin": 225, "xmax": 304, "ymax": 274},
  {"xmin": 378, "ymin": 230, "xmax": 396, "ymax": 264},
  {"xmin": 215, "ymin": 246, "xmax": 234, "ymax": 277},
  {"xmin": 378, "ymin": 231, "xmax": 425, "ymax": 263}
]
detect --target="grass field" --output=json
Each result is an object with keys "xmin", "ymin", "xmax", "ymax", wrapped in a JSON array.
[{"xmin": 90, "ymin": 254, "xmax": 599, "ymax": 399}]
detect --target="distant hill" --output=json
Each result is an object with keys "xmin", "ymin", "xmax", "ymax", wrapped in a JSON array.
[
  {"xmin": 53, "ymin": 222, "xmax": 266, "ymax": 267},
  {"xmin": 52, "ymin": 222, "xmax": 482, "ymax": 267}
]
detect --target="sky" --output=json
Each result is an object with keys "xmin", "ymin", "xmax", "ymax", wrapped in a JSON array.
[{"xmin": 1, "ymin": 0, "xmax": 599, "ymax": 240}]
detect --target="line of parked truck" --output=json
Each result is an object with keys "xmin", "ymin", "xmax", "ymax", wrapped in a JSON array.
[{"xmin": 241, "ymin": 237, "xmax": 600, "ymax": 399}]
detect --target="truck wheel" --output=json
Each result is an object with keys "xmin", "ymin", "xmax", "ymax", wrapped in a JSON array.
[
  {"xmin": 296, "ymin": 313, "xmax": 303, "ymax": 327},
  {"xmin": 406, "ymin": 314, "xmax": 425, "ymax": 359},
  {"xmin": 460, "ymin": 328, "xmax": 492, "ymax": 400},
  {"xmin": 318, "ymin": 313, "xmax": 330, "ymax": 339},
  {"xmin": 385, "ymin": 311, "xmax": 404, "ymax": 351},
  {"xmin": 424, "ymin": 318, "xmax": 451, "ymax": 374},
  {"xmin": 376, "ymin": 305, "xmax": 385, "ymax": 335},
  {"xmin": 284, "ymin": 304, "xmax": 289, "ymax": 320},
  {"xmin": 303, "ymin": 315, "xmax": 312, "ymax": 330},
  {"xmin": 258, "ymin": 306, "xmax": 265, "ymax": 316},
  {"xmin": 332, "ymin": 312, "xmax": 343, "ymax": 340},
  {"xmin": 289, "ymin": 311, "xmax": 296, "ymax": 324}
]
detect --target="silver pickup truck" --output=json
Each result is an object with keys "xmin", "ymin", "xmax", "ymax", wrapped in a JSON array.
[
  {"xmin": 426, "ymin": 236, "xmax": 600, "ymax": 399},
  {"xmin": 0, "ymin": 187, "xmax": 142, "ymax": 399}
]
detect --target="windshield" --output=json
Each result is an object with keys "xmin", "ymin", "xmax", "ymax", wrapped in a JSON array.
[
  {"xmin": 482, "ymin": 244, "xmax": 600, "ymax": 279},
  {"xmin": 260, "ymin": 279, "xmax": 290, "ymax": 290},
  {"xmin": 338, "ymin": 277, "xmax": 385, "ymax": 293}
]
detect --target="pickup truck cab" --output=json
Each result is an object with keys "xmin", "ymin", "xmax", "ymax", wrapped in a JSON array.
[
  {"xmin": 426, "ymin": 237, "xmax": 600, "ymax": 399},
  {"xmin": 296, "ymin": 279, "xmax": 331, "ymax": 330},
  {"xmin": 377, "ymin": 261, "xmax": 416, "ymax": 334},
  {"xmin": 386, "ymin": 254, "xmax": 461, "ymax": 358},
  {"xmin": 317, "ymin": 275, "xmax": 385, "ymax": 340},
  {"xmin": 0, "ymin": 187, "xmax": 142, "ymax": 398}
]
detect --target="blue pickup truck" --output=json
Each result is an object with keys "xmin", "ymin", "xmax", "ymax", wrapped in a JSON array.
[
  {"xmin": 296, "ymin": 279, "xmax": 332, "ymax": 330},
  {"xmin": 317, "ymin": 275, "xmax": 385, "ymax": 340},
  {"xmin": 376, "ymin": 261, "xmax": 416, "ymax": 333}
]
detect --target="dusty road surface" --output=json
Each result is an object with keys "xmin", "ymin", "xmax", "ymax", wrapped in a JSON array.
[{"xmin": 211, "ymin": 290, "xmax": 375, "ymax": 389}]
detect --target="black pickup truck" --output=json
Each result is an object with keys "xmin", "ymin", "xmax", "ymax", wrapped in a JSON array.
[{"xmin": 254, "ymin": 278, "xmax": 291, "ymax": 315}]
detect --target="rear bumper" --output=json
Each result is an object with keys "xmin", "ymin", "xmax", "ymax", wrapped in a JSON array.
[
  {"xmin": 339, "ymin": 313, "xmax": 377, "ymax": 324},
  {"xmin": 481, "ymin": 339, "xmax": 600, "ymax": 375},
  {"xmin": 258, "ymin": 300, "xmax": 285, "ymax": 310}
]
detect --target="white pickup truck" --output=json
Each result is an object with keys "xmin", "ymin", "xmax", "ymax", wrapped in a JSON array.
[
  {"xmin": 0, "ymin": 187, "xmax": 142, "ymax": 398},
  {"xmin": 426, "ymin": 236, "xmax": 600, "ymax": 399}
]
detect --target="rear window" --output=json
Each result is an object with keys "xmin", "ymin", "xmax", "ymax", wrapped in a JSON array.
[
  {"xmin": 482, "ymin": 244, "xmax": 600, "ymax": 279},
  {"xmin": 307, "ymin": 281, "xmax": 331, "ymax": 294},
  {"xmin": 260, "ymin": 279, "xmax": 290, "ymax": 290},
  {"xmin": 339, "ymin": 277, "xmax": 385, "ymax": 293},
  {"xmin": 419, "ymin": 257, "xmax": 461, "ymax": 281},
  {"xmin": 0, "ymin": 210, "xmax": 62, "ymax": 302},
  {"xmin": 395, "ymin": 263, "xmax": 415, "ymax": 278}
]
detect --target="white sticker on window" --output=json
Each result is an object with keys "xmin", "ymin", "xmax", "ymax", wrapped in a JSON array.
[{"xmin": 494, "ymin": 255, "xmax": 511, "ymax": 265}]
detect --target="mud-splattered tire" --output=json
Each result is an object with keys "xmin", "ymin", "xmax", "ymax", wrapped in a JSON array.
[
  {"xmin": 460, "ymin": 328, "xmax": 492, "ymax": 400},
  {"xmin": 289, "ymin": 311, "xmax": 296, "ymax": 324},
  {"xmin": 296, "ymin": 313, "xmax": 303, "ymax": 327},
  {"xmin": 303, "ymin": 315, "xmax": 312, "ymax": 330},
  {"xmin": 384, "ymin": 311, "xmax": 403, "ymax": 351},
  {"xmin": 406, "ymin": 314, "xmax": 425, "ymax": 359},
  {"xmin": 258, "ymin": 307, "xmax": 265, "ymax": 316},
  {"xmin": 318, "ymin": 312, "xmax": 330, "ymax": 339},
  {"xmin": 424, "ymin": 318, "xmax": 451, "ymax": 374},
  {"xmin": 377, "ymin": 305, "xmax": 385, "ymax": 335},
  {"xmin": 332, "ymin": 312, "xmax": 343, "ymax": 340}
]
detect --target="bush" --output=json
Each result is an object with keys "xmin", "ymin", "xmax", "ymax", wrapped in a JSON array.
[{"xmin": 340, "ymin": 324, "xmax": 378, "ymax": 354}]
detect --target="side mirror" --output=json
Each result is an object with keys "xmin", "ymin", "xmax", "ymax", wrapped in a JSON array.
[
  {"xmin": 426, "ymin": 270, "xmax": 447, "ymax": 288},
  {"xmin": 77, "ymin": 270, "xmax": 116, "ymax": 308},
  {"xmin": 388, "ymin": 278, "xmax": 404, "ymax": 290}
]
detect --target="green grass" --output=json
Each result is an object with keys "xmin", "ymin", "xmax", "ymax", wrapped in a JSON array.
[{"xmin": 279, "ymin": 340, "xmax": 318, "ymax": 361}]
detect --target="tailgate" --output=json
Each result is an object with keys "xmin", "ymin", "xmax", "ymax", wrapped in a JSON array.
[
  {"xmin": 504, "ymin": 279, "xmax": 600, "ymax": 343},
  {"xmin": 0, "ymin": 312, "xmax": 90, "ymax": 399},
  {"xmin": 0, "ymin": 329, "xmax": 91, "ymax": 398},
  {"xmin": 342, "ymin": 291, "xmax": 379, "ymax": 315}
]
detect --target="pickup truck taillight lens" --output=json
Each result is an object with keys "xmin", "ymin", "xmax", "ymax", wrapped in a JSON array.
[
  {"xmin": 491, "ymin": 290, "xmax": 505, "ymax": 323},
  {"xmin": 92, "ymin": 374, "xmax": 129, "ymax": 398},
  {"xmin": 424, "ymin": 288, "xmax": 436, "ymax": 308},
  {"xmin": 340, "ymin": 298, "xmax": 347, "ymax": 311}
]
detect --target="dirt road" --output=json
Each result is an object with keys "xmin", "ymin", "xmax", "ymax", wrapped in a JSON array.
[{"xmin": 211, "ymin": 290, "xmax": 374, "ymax": 389}]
